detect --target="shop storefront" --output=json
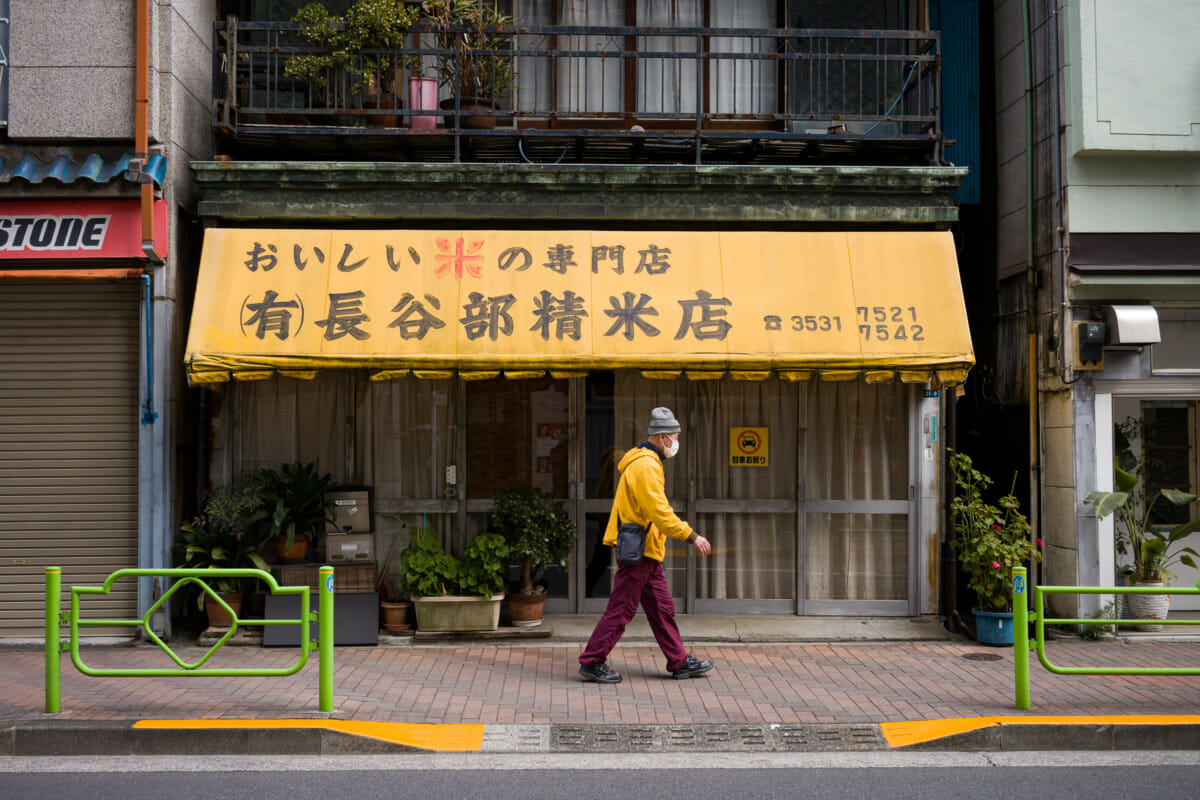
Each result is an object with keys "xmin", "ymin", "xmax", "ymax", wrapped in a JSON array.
[
  {"xmin": 187, "ymin": 228, "xmax": 972, "ymax": 616},
  {"xmin": 0, "ymin": 198, "xmax": 168, "ymax": 635}
]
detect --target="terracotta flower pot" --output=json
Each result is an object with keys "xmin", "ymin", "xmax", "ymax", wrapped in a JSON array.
[
  {"xmin": 380, "ymin": 600, "xmax": 412, "ymax": 632},
  {"xmin": 507, "ymin": 591, "xmax": 548, "ymax": 627},
  {"xmin": 205, "ymin": 591, "xmax": 243, "ymax": 628},
  {"xmin": 274, "ymin": 533, "xmax": 309, "ymax": 561}
]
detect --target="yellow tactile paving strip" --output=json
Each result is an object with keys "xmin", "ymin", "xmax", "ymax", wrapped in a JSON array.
[
  {"xmin": 880, "ymin": 715, "xmax": 1200, "ymax": 748},
  {"xmin": 133, "ymin": 719, "xmax": 484, "ymax": 751}
]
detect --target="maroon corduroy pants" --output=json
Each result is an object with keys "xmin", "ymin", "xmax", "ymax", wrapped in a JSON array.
[{"xmin": 579, "ymin": 557, "xmax": 688, "ymax": 672}]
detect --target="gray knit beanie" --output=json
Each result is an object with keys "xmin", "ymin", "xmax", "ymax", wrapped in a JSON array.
[{"xmin": 647, "ymin": 406, "xmax": 681, "ymax": 436}]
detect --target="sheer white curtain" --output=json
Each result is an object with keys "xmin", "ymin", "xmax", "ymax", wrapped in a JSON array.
[
  {"xmin": 637, "ymin": 0, "xmax": 702, "ymax": 115},
  {"xmin": 516, "ymin": 0, "xmax": 623, "ymax": 114},
  {"xmin": 709, "ymin": 2, "xmax": 776, "ymax": 116},
  {"xmin": 804, "ymin": 381, "xmax": 909, "ymax": 601},
  {"xmin": 693, "ymin": 377, "xmax": 797, "ymax": 600}
]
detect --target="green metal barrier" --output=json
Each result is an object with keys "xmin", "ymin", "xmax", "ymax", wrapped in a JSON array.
[
  {"xmin": 1013, "ymin": 566, "xmax": 1200, "ymax": 709},
  {"xmin": 45, "ymin": 565, "xmax": 334, "ymax": 714}
]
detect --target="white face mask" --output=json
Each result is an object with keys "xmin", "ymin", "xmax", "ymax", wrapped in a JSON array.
[{"xmin": 663, "ymin": 437, "xmax": 680, "ymax": 459}]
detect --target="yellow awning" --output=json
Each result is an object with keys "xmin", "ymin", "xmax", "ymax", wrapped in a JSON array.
[{"xmin": 185, "ymin": 229, "xmax": 973, "ymax": 384}]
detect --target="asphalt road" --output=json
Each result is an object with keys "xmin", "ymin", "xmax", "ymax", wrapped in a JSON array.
[{"xmin": 2, "ymin": 752, "xmax": 1199, "ymax": 800}]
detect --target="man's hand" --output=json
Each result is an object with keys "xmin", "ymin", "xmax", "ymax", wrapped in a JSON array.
[{"xmin": 693, "ymin": 534, "xmax": 711, "ymax": 556}]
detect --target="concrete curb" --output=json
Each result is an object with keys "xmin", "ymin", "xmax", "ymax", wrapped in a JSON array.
[{"xmin": 6, "ymin": 719, "xmax": 1200, "ymax": 756}]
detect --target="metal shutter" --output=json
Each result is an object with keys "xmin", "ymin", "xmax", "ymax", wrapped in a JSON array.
[{"xmin": 0, "ymin": 280, "xmax": 140, "ymax": 636}]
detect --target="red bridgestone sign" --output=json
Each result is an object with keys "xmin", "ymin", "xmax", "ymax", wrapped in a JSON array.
[{"xmin": 0, "ymin": 199, "xmax": 168, "ymax": 260}]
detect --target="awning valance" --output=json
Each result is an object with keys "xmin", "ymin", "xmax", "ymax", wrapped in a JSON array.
[{"xmin": 185, "ymin": 229, "xmax": 973, "ymax": 385}]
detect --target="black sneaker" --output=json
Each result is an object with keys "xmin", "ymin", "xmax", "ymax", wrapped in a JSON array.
[
  {"xmin": 579, "ymin": 662, "xmax": 622, "ymax": 684},
  {"xmin": 671, "ymin": 655, "xmax": 714, "ymax": 680}
]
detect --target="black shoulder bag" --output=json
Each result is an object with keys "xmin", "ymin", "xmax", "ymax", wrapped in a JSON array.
[{"xmin": 615, "ymin": 516, "xmax": 648, "ymax": 566}]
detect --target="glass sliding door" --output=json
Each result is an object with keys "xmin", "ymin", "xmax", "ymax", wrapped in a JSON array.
[
  {"xmin": 466, "ymin": 376, "xmax": 573, "ymax": 610},
  {"xmin": 692, "ymin": 377, "xmax": 799, "ymax": 613},
  {"xmin": 802, "ymin": 380, "xmax": 913, "ymax": 614}
]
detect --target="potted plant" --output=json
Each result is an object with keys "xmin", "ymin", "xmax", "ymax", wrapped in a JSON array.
[
  {"xmin": 396, "ymin": 529, "xmax": 509, "ymax": 631},
  {"xmin": 424, "ymin": 0, "xmax": 517, "ymax": 128},
  {"xmin": 1084, "ymin": 463, "xmax": 1200, "ymax": 630},
  {"xmin": 285, "ymin": 0, "xmax": 420, "ymax": 125},
  {"xmin": 489, "ymin": 487, "xmax": 575, "ymax": 626},
  {"xmin": 949, "ymin": 451, "xmax": 1041, "ymax": 646},
  {"xmin": 259, "ymin": 461, "xmax": 339, "ymax": 562},
  {"xmin": 176, "ymin": 476, "xmax": 272, "ymax": 628}
]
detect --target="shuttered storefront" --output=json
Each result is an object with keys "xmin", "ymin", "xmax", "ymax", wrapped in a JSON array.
[{"xmin": 0, "ymin": 280, "xmax": 140, "ymax": 636}]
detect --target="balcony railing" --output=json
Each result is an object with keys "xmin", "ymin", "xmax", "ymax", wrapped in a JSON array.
[{"xmin": 213, "ymin": 18, "xmax": 942, "ymax": 165}]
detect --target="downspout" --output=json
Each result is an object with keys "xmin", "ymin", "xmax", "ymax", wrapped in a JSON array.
[
  {"xmin": 1022, "ymin": 0, "xmax": 1041, "ymax": 583},
  {"xmin": 136, "ymin": 0, "xmax": 160, "ymax": 262}
]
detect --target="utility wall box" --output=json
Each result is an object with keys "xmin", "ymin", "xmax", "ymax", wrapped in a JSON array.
[
  {"xmin": 326, "ymin": 533, "xmax": 374, "ymax": 562},
  {"xmin": 1074, "ymin": 321, "xmax": 1106, "ymax": 370},
  {"xmin": 326, "ymin": 490, "xmax": 371, "ymax": 533}
]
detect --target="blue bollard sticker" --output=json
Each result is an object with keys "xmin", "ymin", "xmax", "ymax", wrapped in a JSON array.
[
  {"xmin": 326, "ymin": 574, "xmax": 334, "ymax": 594},
  {"xmin": 1014, "ymin": 574, "xmax": 1025, "ymax": 594}
]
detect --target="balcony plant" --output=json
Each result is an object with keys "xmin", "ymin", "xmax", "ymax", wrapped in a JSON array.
[
  {"xmin": 258, "ymin": 461, "xmax": 339, "ymax": 561},
  {"xmin": 1084, "ymin": 463, "xmax": 1200, "ymax": 629},
  {"xmin": 396, "ymin": 529, "xmax": 509, "ymax": 630},
  {"xmin": 285, "ymin": 0, "xmax": 420, "ymax": 121},
  {"xmin": 423, "ymin": 0, "xmax": 517, "ymax": 128},
  {"xmin": 949, "ymin": 451, "xmax": 1040, "ymax": 645},
  {"xmin": 488, "ymin": 487, "xmax": 575, "ymax": 626}
]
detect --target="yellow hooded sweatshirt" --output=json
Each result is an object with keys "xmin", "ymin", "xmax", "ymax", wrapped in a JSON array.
[{"xmin": 603, "ymin": 443, "xmax": 696, "ymax": 563}]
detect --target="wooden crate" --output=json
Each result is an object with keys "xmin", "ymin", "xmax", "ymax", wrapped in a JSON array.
[{"xmin": 275, "ymin": 562, "xmax": 377, "ymax": 593}]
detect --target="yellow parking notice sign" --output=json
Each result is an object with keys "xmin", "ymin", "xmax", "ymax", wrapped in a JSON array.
[{"xmin": 730, "ymin": 427, "xmax": 768, "ymax": 467}]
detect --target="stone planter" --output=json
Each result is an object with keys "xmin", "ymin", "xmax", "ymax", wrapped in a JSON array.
[{"xmin": 413, "ymin": 594, "xmax": 503, "ymax": 631}]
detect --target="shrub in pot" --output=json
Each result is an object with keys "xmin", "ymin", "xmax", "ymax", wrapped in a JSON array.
[
  {"xmin": 396, "ymin": 529, "xmax": 509, "ymax": 631},
  {"xmin": 489, "ymin": 487, "xmax": 575, "ymax": 626},
  {"xmin": 949, "ymin": 450, "xmax": 1040, "ymax": 645},
  {"xmin": 176, "ymin": 474, "xmax": 271, "ymax": 627}
]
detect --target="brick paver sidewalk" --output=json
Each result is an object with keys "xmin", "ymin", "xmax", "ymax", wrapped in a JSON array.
[{"xmin": 3, "ymin": 639, "xmax": 1199, "ymax": 724}]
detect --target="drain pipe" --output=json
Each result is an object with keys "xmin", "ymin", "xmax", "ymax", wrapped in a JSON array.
[
  {"xmin": 1022, "ymin": 0, "xmax": 1042, "ymax": 585},
  {"xmin": 141, "ymin": 273, "xmax": 157, "ymax": 425},
  {"xmin": 135, "ymin": 0, "xmax": 160, "ymax": 262}
]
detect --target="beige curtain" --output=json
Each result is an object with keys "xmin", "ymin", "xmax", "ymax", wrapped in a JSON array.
[
  {"xmin": 804, "ymin": 381, "xmax": 909, "ymax": 600},
  {"xmin": 693, "ymin": 377, "xmax": 797, "ymax": 600}
]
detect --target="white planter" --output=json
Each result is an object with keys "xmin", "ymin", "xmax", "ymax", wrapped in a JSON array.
[
  {"xmin": 1126, "ymin": 581, "xmax": 1170, "ymax": 632},
  {"xmin": 413, "ymin": 594, "xmax": 503, "ymax": 631}
]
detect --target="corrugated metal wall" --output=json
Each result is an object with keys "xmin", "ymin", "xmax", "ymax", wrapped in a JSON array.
[
  {"xmin": 0, "ymin": 280, "xmax": 140, "ymax": 636},
  {"xmin": 931, "ymin": 0, "xmax": 981, "ymax": 205}
]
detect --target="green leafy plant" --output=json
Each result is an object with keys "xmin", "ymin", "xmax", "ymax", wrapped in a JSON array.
[
  {"xmin": 949, "ymin": 450, "xmax": 1041, "ymax": 613},
  {"xmin": 458, "ymin": 532, "xmax": 510, "ymax": 598},
  {"xmin": 395, "ymin": 529, "xmax": 509, "ymax": 598},
  {"xmin": 258, "ymin": 462, "xmax": 338, "ymax": 556},
  {"xmin": 396, "ymin": 530, "xmax": 461, "ymax": 597},
  {"xmin": 1080, "ymin": 600, "xmax": 1117, "ymax": 641},
  {"xmin": 176, "ymin": 477, "xmax": 272, "ymax": 609},
  {"xmin": 424, "ymin": 0, "xmax": 517, "ymax": 101},
  {"xmin": 488, "ymin": 487, "xmax": 575, "ymax": 595},
  {"xmin": 1084, "ymin": 464, "xmax": 1200, "ymax": 583},
  {"xmin": 285, "ymin": 0, "xmax": 420, "ymax": 102}
]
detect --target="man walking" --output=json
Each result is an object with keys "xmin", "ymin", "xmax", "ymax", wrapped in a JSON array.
[{"xmin": 579, "ymin": 407, "xmax": 714, "ymax": 684}]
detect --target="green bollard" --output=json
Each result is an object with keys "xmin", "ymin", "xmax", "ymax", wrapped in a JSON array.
[
  {"xmin": 45, "ymin": 566, "xmax": 61, "ymax": 713},
  {"xmin": 1013, "ymin": 566, "xmax": 1030, "ymax": 710},
  {"xmin": 318, "ymin": 565, "xmax": 333, "ymax": 713}
]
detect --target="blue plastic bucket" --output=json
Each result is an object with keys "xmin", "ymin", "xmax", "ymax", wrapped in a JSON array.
[{"xmin": 972, "ymin": 608, "xmax": 1014, "ymax": 646}]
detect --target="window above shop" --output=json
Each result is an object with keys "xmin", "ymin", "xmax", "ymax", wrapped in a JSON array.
[{"xmin": 1152, "ymin": 308, "xmax": 1200, "ymax": 374}]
